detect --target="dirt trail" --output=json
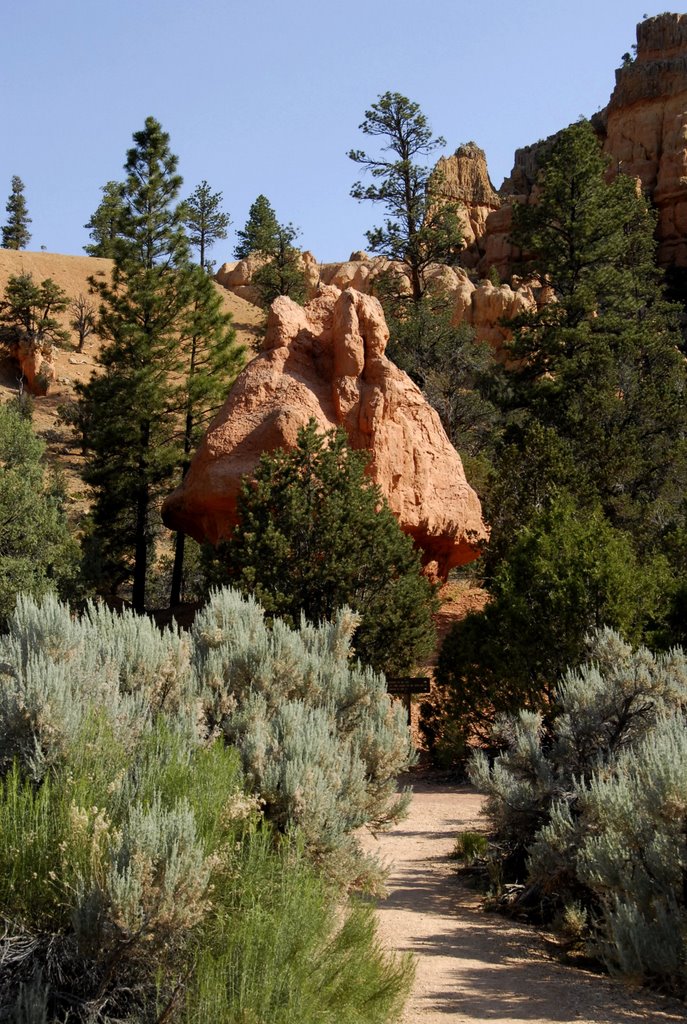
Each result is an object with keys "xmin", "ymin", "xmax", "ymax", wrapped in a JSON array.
[{"xmin": 363, "ymin": 779, "xmax": 687, "ymax": 1024}]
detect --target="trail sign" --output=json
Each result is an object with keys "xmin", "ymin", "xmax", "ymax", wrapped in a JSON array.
[{"xmin": 386, "ymin": 677, "xmax": 431, "ymax": 724}]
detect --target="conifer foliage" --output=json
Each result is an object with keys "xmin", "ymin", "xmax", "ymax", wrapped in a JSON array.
[
  {"xmin": 1, "ymin": 175, "xmax": 31, "ymax": 250},
  {"xmin": 0, "ymin": 403, "xmax": 78, "ymax": 627},
  {"xmin": 76, "ymin": 118, "xmax": 243, "ymax": 612},
  {"xmin": 206, "ymin": 420, "xmax": 438, "ymax": 675},
  {"xmin": 235, "ymin": 194, "xmax": 307, "ymax": 306},
  {"xmin": 181, "ymin": 179, "xmax": 230, "ymax": 271},
  {"xmin": 83, "ymin": 180, "xmax": 125, "ymax": 257},
  {"xmin": 349, "ymin": 92, "xmax": 463, "ymax": 301}
]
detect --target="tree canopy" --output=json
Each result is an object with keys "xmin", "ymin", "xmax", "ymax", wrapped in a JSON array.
[
  {"xmin": 83, "ymin": 181, "xmax": 126, "ymax": 258},
  {"xmin": 1, "ymin": 176, "xmax": 31, "ymax": 251},
  {"xmin": 0, "ymin": 401, "xmax": 78, "ymax": 626},
  {"xmin": 181, "ymin": 180, "xmax": 230, "ymax": 272},
  {"xmin": 349, "ymin": 92, "xmax": 463, "ymax": 302},
  {"xmin": 205, "ymin": 420, "xmax": 438, "ymax": 675}
]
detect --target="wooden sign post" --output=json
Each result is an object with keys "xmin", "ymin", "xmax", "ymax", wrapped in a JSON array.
[{"xmin": 386, "ymin": 677, "xmax": 431, "ymax": 725}]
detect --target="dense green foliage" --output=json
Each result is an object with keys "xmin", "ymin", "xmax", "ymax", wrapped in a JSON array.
[
  {"xmin": 1, "ymin": 175, "xmax": 31, "ymax": 250},
  {"xmin": 0, "ymin": 272, "xmax": 70, "ymax": 362},
  {"xmin": 181, "ymin": 179, "xmax": 230, "ymax": 272},
  {"xmin": 436, "ymin": 496, "xmax": 667, "ymax": 751},
  {"xmin": 0, "ymin": 590, "xmax": 413, "ymax": 1021},
  {"xmin": 470, "ymin": 629, "xmax": 687, "ymax": 996},
  {"xmin": 205, "ymin": 421, "xmax": 438, "ymax": 675},
  {"xmin": 234, "ymin": 193, "xmax": 280, "ymax": 259},
  {"xmin": 76, "ymin": 118, "xmax": 243, "ymax": 612},
  {"xmin": 384, "ymin": 288, "xmax": 502, "ymax": 486},
  {"xmin": 168, "ymin": 265, "xmax": 245, "ymax": 606},
  {"xmin": 83, "ymin": 180, "xmax": 126, "ymax": 258},
  {"xmin": 349, "ymin": 92, "xmax": 463, "ymax": 301},
  {"xmin": 0, "ymin": 403, "xmax": 78, "ymax": 628},
  {"xmin": 253, "ymin": 220, "xmax": 307, "ymax": 306},
  {"xmin": 234, "ymin": 194, "xmax": 307, "ymax": 307},
  {"xmin": 435, "ymin": 120, "xmax": 687, "ymax": 754},
  {"xmin": 501, "ymin": 119, "xmax": 687, "ymax": 549}
]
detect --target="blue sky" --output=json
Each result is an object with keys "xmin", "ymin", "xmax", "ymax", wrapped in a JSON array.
[{"xmin": 1, "ymin": 1, "xmax": 664, "ymax": 263}]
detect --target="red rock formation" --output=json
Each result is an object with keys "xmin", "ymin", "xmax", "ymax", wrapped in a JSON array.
[
  {"xmin": 162, "ymin": 286, "xmax": 488, "ymax": 577},
  {"xmin": 604, "ymin": 13, "xmax": 687, "ymax": 268},
  {"xmin": 478, "ymin": 13, "xmax": 687, "ymax": 276},
  {"xmin": 432, "ymin": 143, "xmax": 501, "ymax": 269},
  {"xmin": 11, "ymin": 337, "xmax": 55, "ymax": 396}
]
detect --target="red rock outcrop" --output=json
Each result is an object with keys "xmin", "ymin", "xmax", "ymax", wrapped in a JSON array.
[
  {"xmin": 476, "ymin": 13, "xmax": 687, "ymax": 276},
  {"xmin": 432, "ymin": 143, "xmax": 501, "ymax": 269},
  {"xmin": 9, "ymin": 337, "xmax": 55, "ymax": 396},
  {"xmin": 162, "ymin": 286, "xmax": 488, "ymax": 576},
  {"xmin": 216, "ymin": 250, "xmax": 321, "ymax": 303},
  {"xmin": 604, "ymin": 13, "xmax": 687, "ymax": 267}
]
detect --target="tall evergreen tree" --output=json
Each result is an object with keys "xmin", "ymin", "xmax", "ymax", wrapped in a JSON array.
[
  {"xmin": 349, "ymin": 92, "xmax": 463, "ymax": 302},
  {"xmin": 497, "ymin": 119, "xmax": 687, "ymax": 551},
  {"xmin": 83, "ymin": 180, "xmax": 125, "ymax": 258},
  {"xmin": 252, "ymin": 221, "xmax": 307, "ymax": 307},
  {"xmin": 1, "ymin": 176, "xmax": 31, "ymax": 250},
  {"xmin": 168, "ymin": 265, "xmax": 245, "ymax": 605},
  {"xmin": 181, "ymin": 180, "xmax": 230, "ymax": 272},
  {"xmin": 234, "ymin": 194, "xmax": 280, "ymax": 259},
  {"xmin": 77, "ymin": 117, "xmax": 194, "ymax": 612}
]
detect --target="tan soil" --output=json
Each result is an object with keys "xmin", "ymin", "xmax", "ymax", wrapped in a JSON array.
[{"xmin": 363, "ymin": 779, "xmax": 687, "ymax": 1024}]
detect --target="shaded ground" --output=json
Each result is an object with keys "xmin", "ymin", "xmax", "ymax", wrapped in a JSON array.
[{"xmin": 362, "ymin": 780, "xmax": 687, "ymax": 1024}]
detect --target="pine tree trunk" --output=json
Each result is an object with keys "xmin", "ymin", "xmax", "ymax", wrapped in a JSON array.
[
  {"xmin": 132, "ymin": 422, "xmax": 150, "ymax": 613},
  {"xmin": 170, "ymin": 530, "xmax": 185, "ymax": 607}
]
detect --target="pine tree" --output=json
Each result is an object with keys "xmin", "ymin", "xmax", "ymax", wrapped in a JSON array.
[
  {"xmin": 349, "ymin": 92, "xmax": 463, "ymax": 302},
  {"xmin": 181, "ymin": 180, "xmax": 230, "ymax": 272},
  {"xmin": 0, "ymin": 403, "xmax": 78, "ymax": 626},
  {"xmin": 1, "ymin": 176, "xmax": 31, "ymax": 250},
  {"xmin": 83, "ymin": 180, "xmax": 125, "ymax": 258},
  {"xmin": 77, "ymin": 117, "xmax": 194, "ymax": 612},
  {"xmin": 503, "ymin": 119, "xmax": 687, "ymax": 546},
  {"xmin": 168, "ymin": 265, "xmax": 245, "ymax": 606},
  {"xmin": 234, "ymin": 194, "xmax": 280, "ymax": 259},
  {"xmin": 252, "ymin": 221, "xmax": 307, "ymax": 307},
  {"xmin": 0, "ymin": 273, "xmax": 70, "ymax": 354},
  {"xmin": 205, "ymin": 420, "xmax": 437, "ymax": 675}
]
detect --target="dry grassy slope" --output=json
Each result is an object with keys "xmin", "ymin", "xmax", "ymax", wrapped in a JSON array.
[{"xmin": 0, "ymin": 249, "xmax": 264, "ymax": 527}]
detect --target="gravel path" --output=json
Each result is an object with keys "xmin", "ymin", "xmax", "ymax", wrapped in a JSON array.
[{"xmin": 362, "ymin": 779, "xmax": 687, "ymax": 1024}]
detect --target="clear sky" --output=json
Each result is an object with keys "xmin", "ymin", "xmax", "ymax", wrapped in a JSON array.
[{"xmin": 1, "ymin": 1, "xmax": 670, "ymax": 263}]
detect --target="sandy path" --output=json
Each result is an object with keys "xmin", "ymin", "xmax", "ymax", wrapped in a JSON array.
[{"xmin": 363, "ymin": 779, "xmax": 687, "ymax": 1024}]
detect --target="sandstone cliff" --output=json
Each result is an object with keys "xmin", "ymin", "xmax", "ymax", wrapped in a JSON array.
[
  {"xmin": 162, "ymin": 286, "xmax": 488, "ymax": 577},
  {"xmin": 605, "ymin": 12, "xmax": 687, "ymax": 267},
  {"xmin": 432, "ymin": 144, "xmax": 501, "ymax": 268},
  {"xmin": 480, "ymin": 13, "xmax": 687, "ymax": 275}
]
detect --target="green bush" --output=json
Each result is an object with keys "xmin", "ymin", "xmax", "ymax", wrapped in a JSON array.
[
  {"xmin": 204, "ymin": 420, "xmax": 438, "ymax": 676},
  {"xmin": 436, "ymin": 496, "xmax": 669, "ymax": 751}
]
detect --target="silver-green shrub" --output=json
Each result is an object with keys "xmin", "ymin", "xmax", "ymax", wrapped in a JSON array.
[
  {"xmin": 193, "ymin": 588, "xmax": 414, "ymax": 882},
  {"xmin": 470, "ymin": 628, "xmax": 687, "ymax": 994},
  {"xmin": 0, "ymin": 589, "xmax": 414, "ymax": 1019}
]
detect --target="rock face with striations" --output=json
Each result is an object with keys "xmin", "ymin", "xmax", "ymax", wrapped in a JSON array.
[
  {"xmin": 604, "ymin": 12, "xmax": 687, "ymax": 267},
  {"xmin": 162, "ymin": 286, "xmax": 488, "ymax": 577},
  {"xmin": 432, "ymin": 143, "xmax": 501, "ymax": 268},
  {"xmin": 478, "ymin": 13, "xmax": 687, "ymax": 275}
]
